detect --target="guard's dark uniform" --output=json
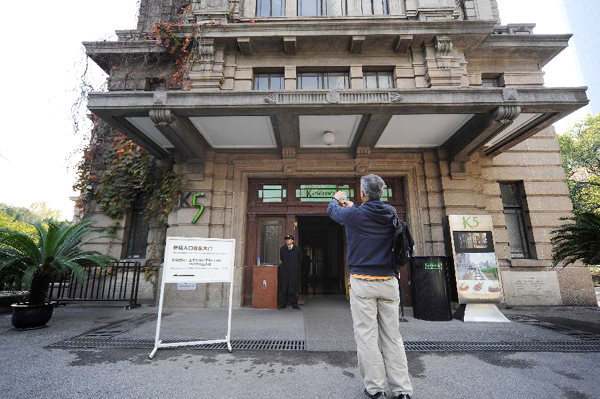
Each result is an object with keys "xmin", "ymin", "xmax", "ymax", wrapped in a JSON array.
[{"xmin": 279, "ymin": 244, "xmax": 303, "ymax": 308}]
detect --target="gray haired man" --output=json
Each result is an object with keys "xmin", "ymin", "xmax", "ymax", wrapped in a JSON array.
[{"xmin": 328, "ymin": 174, "xmax": 413, "ymax": 399}]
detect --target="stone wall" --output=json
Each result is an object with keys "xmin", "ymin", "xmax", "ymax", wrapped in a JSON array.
[
  {"xmin": 160, "ymin": 138, "xmax": 597, "ymax": 308},
  {"xmin": 83, "ymin": 129, "xmax": 596, "ymax": 308},
  {"xmin": 481, "ymin": 127, "xmax": 597, "ymax": 306},
  {"xmin": 137, "ymin": 0, "xmax": 186, "ymax": 32}
]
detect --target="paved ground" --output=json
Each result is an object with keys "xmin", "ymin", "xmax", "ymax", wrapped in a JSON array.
[{"xmin": 1, "ymin": 298, "xmax": 599, "ymax": 399}]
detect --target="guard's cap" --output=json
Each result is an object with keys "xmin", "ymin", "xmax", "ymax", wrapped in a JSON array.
[{"xmin": 285, "ymin": 235, "xmax": 295, "ymax": 240}]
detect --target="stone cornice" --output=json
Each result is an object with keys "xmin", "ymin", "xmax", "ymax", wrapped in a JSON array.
[
  {"xmin": 476, "ymin": 34, "xmax": 572, "ymax": 66},
  {"xmin": 88, "ymin": 87, "xmax": 588, "ymax": 116},
  {"xmin": 83, "ymin": 40, "xmax": 166, "ymax": 73},
  {"xmin": 83, "ymin": 40, "xmax": 162, "ymax": 55}
]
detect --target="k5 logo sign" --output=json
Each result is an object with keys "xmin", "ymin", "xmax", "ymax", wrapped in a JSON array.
[
  {"xmin": 448, "ymin": 215, "xmax": 492, "ymax": 232},
  {"xmin": 462, "ymin": 216, "xmax": 480, "ymax": 230},
  {"xmin": 179, "ymin": 192, "xmax": 205, "ymax": 224}
]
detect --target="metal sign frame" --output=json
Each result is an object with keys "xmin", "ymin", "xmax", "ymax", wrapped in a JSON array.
[
  {"xmin": 447, "ymin": 215, "xmax": 509, "ymax": 323},
  {"xmin": 149, "ymin": 237, "xmax": 236, "ymax": 359}
]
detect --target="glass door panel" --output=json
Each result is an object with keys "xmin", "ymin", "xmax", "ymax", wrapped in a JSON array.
[{"xmin": 257, "ymin": 218, "xmax": 286, "ymax": 265}]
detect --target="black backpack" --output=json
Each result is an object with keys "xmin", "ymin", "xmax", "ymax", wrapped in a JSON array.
[{"xmin": 392, "ymin": 216, "xmax": 414, "ymax": 276}]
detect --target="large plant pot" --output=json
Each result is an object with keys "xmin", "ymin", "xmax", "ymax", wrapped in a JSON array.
[{"xmin": 11, "ymin": 302, "xmax": 55, "ymax": 329}]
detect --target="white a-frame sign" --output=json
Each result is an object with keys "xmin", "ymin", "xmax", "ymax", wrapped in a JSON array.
[{"xmin": 149, "ymin": 237, "xmax": 235, "ymax": 359}]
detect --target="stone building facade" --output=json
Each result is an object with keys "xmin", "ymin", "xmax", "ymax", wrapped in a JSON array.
[{"xmin": 83, "ymin": 0, "xmax": 597, "ymax": 307}]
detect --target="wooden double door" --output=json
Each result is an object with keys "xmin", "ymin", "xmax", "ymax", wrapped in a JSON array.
[{"xmin": 243, "ymin": 177, "xmax": 411, "ymax": 307}]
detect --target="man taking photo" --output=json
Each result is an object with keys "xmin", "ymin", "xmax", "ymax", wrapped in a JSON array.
[{"xmin": 328, "ymin": 174, "xmax": 413, "ymax": 399}]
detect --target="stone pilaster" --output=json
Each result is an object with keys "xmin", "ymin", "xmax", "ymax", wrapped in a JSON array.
[
  {"xmin": 284, "ymin": 66, "xmax": 297, "ymax": 90},
  {"xmin": 423, "ymin": 36, "xmax": 468, "ymax": 87},
  {"xmin": 188, "ymin": 39, "xmax": 226, "ymax": 91},
  {"xmin": 350, "ymin": 65, "xmax": 363, "ymax": 89}
]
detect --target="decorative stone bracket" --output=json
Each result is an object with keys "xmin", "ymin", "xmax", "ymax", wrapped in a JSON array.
[
  {"xmin": 443, "ymin": 105, "xmax": 521, "ymax": 175},
  {"xmin": 281, "ymin": 147, "xmax": 297, "ymax": 175},
  {"xmin": 149, "ymin": 109, "xmax": 206, "ymax": 159}
]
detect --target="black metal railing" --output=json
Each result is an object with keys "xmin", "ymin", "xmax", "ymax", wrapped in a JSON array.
[
  {"xmin": 0, "ymin": 273, "xmax": 27, "ymax": 306},
  {"xmin": 48, "ymin": 261, "xmax": 142, "ymax": 309}
]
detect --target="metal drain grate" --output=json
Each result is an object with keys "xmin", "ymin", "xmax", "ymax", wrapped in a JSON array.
[
  {"xmin": 46, "ymin": 338, "xmax": 600, "ymax": 352},
  {"xmin": 506, "ymin": 315, "xmax": 600, "ymax": 342},
  {"xmin": 404, "ymin": 341, "xmax": 600, "ymax": 352},
  {"xmin": 47, "ymin": 339, "xmax": 306, "ymax": 351}
]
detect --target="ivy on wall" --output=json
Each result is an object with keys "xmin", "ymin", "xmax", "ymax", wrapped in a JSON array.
[{"xmin": 73, "ymin": 118, "xmax": 181, "ymax": 225}]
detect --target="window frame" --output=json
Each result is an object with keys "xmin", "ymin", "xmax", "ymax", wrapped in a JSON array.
[
  {"xmin": 499, "ymin": 182, "xmax": 534, "ymax": 259},
  {"xmin": 256, "ymin": 0, "xmax": 286, "ymax": 17},
  {"xmin": 297, "ymin": 71, "xmax": 350, "ymax": 89},
  {"xmin": 360, "ymin": 0, "xmax": 389, "ymax": 15},
  {"xmin": 297, "ymin": 0, "xmax": 348, "ymax": 16},
  {"xmin": 124, "ymin": 195, "xmax": 150, "ymax": 259},
  {"xmin": 253, "ymin": 72, "xmax": 285, "ymax": 90},
  {"xmin": 363, "ymin": 71, "xmax": 394, "ymax": 89}
]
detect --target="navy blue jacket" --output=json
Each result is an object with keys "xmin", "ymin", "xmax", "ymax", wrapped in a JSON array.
[{"xmin": 328, "ymin": 198, "xmax": 397, "ymax": 276}]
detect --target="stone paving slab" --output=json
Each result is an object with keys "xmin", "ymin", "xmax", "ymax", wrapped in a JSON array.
[
  {"xmin": 123, "ymin": 307, "xmax": 305, "ymax": 341},
  {"xmin": 28, "ymin": 298, "xmax": 591, "ymax": 351},
  {"xmin": 2, "ymin": 301, "xmax": 600, "ymax": 399}
]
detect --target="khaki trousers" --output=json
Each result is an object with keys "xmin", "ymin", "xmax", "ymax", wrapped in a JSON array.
[{"xmin": 349, "ymin": 275, "xmax": 413, "ymax": 396}]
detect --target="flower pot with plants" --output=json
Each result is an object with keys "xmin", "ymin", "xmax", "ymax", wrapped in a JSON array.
[{"xmin": 0, "ymin": 220, "xmax": 112, "ymax": 330}]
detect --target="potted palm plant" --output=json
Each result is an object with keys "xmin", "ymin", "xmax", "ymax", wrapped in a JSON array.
[{"xmin": 0, "ymin": 220, "xmax": 113, "ymax": 329}]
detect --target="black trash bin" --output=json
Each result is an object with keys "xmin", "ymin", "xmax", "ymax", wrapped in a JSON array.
[{"xmin": 409, "ymin": 256, "xmax": 452, "ymax": 321}]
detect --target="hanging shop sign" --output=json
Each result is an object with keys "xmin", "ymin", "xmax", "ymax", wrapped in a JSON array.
[{"xmin": 448, "ymin": 215, "xmax": 504, "ymax": 304}]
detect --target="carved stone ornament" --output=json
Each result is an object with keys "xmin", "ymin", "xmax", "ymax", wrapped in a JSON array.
[
  {"xmin": 152, "ymin": 91, "xmax": 168, "ymax": 105},
  {"xmin": 356, "ymin": 146, "xmax": 371, "ymax": 158},
  {"xmin": 492, "ymin": 106, "xmax": 521, "ymax": 125},
  {"xmin": 390, "ymin": 93, "xmax": 403, "ymax": 103},
  {"xmin": 356, "ymin": 162, "xmax": 369, "ymax": 175},
  {"xmin": 434, "ymin": 36, "xmax": 453, "ymax": 57},
  {"xmin": 149, "ymin": 109, "xmax": 176, "ymax": 127},
  {"xmin": 282, "ymin": 147, "xmax": 296, "ymax": 159},
  {"xmin": 265, "ymin": 94, "xmax": 277, "ymax": 104},
  {"xmin": 502, "ymin": 87, "xmax": 519, "ymax": 102},
  {"xmin": 197, "ymin": 42, "xmax": 216, "ymax": 72},
  {"xmin": 283, "ymin": 161, "xmax": 296, "ymax": 175},
  {"xmin": 326, "ymin": 90, "xmax": 341, "ymax": 104}
]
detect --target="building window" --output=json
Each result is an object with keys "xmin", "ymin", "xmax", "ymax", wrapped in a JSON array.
[
  {"xmin": 380, "ymin": 187, "xmax": 393, "ymax": 202},
  {"xmin": 258, "ymin": 184, "xmax": 287, "ymax": 202},
  {"xmin": 363, "ymin": 71, "xmax": 394, "ymax": 89},
  {"xmin": 297, "ymin": 72, "xmax": 349, "ymax": 89},
  {"xmin": 256, "ymin": 0, "xmax": 285, "ymax": 16},
  {"xmin": 360, "ymin": 0, "xmax": 388, "ymax": 15},
  {"xmin": 500, "ymin": 182, "xmax": 533, "ymax": 259},
  {"xmin": 253, "ymin": 73, "xmax": 284, "ymax": 90},
  {"xmin": 125, "ymin": 195, "xmax": 150, "ymax": 259},
  {"xmin": 296, "ymin": 184, "xmax": 354, "ymax": 202},
  {"xmin": 297, "ymin": 0, "xmax": 348, "ymax": 16}
]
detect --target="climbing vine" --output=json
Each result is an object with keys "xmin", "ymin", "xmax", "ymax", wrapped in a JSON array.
[
  {"xmin": 151, "ymin": 22, "xmax": 198, "ymax": 88},
  {"xmin": 73, "ymin": 119, "xmax": 181, "ymax": 224}
]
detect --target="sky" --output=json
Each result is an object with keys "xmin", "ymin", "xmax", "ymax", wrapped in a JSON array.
[{"xmin": 0, "ymin": 0, "xmax": 591, "ymax": 221}]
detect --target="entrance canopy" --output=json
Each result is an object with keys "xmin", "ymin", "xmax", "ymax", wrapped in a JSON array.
[{"xmin": 88, "ymin": 86, "xmax": 587, "ymax": 162}]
